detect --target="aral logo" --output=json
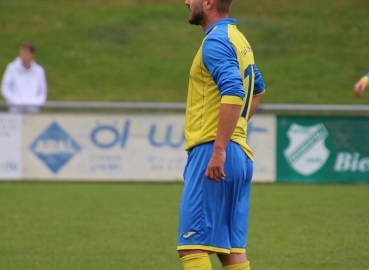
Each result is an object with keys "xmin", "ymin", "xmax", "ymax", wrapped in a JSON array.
[
  {"xmin": 284, "ymin": 123, "xmax": 330, "ymax": 176},
  {"xmin": 29, "ymin": 122, "xmax": 81, "ymax": 173}
]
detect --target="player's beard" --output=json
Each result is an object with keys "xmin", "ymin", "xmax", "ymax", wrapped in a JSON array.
[{"xmin": 188, "ymin": 5, "xmax": 205, "ymax": 25}]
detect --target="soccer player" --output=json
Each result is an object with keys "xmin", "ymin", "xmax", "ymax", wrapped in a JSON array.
[
  {"xmin": 353, "ymin": 71, "xmax": 369, "ymax": 97},
  {"xmin": 177, "ymin": 0, "xmax": 265, "ymax": 269}
]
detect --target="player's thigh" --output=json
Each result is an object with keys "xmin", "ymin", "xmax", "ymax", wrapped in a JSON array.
[
  {"xmin": 178, "ymin": 143, "xmax": 213, "ymax": 243},
  {"xmin": 225, "ymin": 146, "xmax": 253, "ymax": 249},
  {"xmin": 179, "ymin": 143, "xmax": 212, "ymax": 217}
]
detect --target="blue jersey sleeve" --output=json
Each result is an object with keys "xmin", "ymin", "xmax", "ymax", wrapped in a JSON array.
[
  {"xmin": 202, "ymin": 34, "xmax": 245, "ymax": 100},
  {"xmin": 253, "ymin": 64, "xmax": 265, "ymax": 95},
  {"xmin": 365, "ymin": 71, "xmax": 369, "ymax": 78}
]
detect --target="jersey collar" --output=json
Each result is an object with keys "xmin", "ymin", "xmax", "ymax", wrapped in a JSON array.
[{"xmin": 204, "ymin": 18, "xmax": 237, "ymax": 35}]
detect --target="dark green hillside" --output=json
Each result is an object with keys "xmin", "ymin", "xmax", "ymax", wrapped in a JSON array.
[{"xmin": 0, "ymin": 0, "xmax": 368, "ymax": 104}]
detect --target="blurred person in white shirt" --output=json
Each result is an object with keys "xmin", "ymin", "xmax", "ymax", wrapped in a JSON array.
[{"xmin": 1, "ymin": 42, "xmax": 47, "ymax": 113}]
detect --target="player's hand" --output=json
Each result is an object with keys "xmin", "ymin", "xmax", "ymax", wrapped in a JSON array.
[
  {"xmin": 205, "ymin": 149, "xmax": 226, "ymax": 182},
  {"xmin": 354, "ymin": 80, "xmax": 367, "ymax": 98}
]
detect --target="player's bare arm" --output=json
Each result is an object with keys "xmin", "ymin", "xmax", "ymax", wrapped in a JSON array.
[
  {"xmin": 248, "ymin": 93, "xmax": 264, "ymax": 121},
  {"xmin": 354, "ymin": 79, "xmax": 368, "ymax": 98},
  {"xmin": 205, "ymin": 103, "xmax": 242, "ymax": 182},
  {"xmin": 354, "ymin": 73, "xmax": 369, "ymax": 98}
]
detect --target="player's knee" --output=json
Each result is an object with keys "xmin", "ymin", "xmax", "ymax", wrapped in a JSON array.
[{"xmin": 217, "ymin": 253, "xmax": 248, "ymax": 266}]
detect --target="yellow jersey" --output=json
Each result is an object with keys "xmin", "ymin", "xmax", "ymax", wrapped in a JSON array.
[{"xmin": 185, "ymin": 18, "xmax": 265, "ymax": 160}]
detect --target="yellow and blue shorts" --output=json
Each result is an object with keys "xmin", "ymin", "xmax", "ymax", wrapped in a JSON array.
[{"xmin": 177, "ymin": 141, "xmax": 253, "ymax": 254}]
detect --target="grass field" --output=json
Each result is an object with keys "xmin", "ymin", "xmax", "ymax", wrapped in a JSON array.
[
  {"xmin": 0, "ymin": 182, "xmax": 368, "ymax": 270},
  {"xmin": 1, "ymin": 0, "xmax": 369, "ymax": 104},
  {"xmin": 1, "ymin": 1, "xmax": 369, "ymax": 269}
]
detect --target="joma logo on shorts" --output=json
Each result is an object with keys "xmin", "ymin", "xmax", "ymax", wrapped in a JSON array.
[{"xmin": 183, "ymin": 232, "xmax": 196, "ymax": 239}]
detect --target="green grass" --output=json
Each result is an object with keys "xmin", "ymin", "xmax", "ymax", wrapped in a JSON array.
[
  {"xmin": 1, "ymin": 2, "xmax": 368, "ymax": 268},
  {"xmin": 1, "ymin": 0, "xmax": 369, "ymax": 104},
  {"xmin": 0, "ymin": 182, "xmax": 368, "ymax": 270}
]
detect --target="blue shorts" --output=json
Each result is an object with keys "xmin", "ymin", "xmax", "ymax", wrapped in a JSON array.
[{"xmin": 177, "ymin": 141, "xmax": 253, "ymax": 254}]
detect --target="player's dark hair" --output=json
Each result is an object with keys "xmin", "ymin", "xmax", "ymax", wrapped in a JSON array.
[
  {"xmin": 21, "ymin": 42, "xmax": 36, "ymax": 54},
  {"xmin": 217, "ymin": 0, "xmax": 234, "ymax": 13}
]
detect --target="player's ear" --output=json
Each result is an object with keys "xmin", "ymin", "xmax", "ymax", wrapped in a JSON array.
[{"xmin": 205, "ymin": 0, "xmax": 215, "ymax": 10}]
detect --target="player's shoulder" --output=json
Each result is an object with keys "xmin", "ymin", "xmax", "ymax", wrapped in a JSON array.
[
  {"xmin": 206, "ymin": 23, "xmax": 230, "ymax": 39},
  {"xmin": 203, "ymin": 26, "xmax": 232, "ymax": 49}
]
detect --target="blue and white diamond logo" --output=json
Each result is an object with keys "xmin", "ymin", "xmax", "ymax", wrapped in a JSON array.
[{"xmin": 29, "ymin": 122, "xmax": 82, "ymax": 174}]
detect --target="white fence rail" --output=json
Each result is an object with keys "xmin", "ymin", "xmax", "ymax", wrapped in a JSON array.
[{"xmin": 1, "ymin": 101, "xmax": 369, "ymax": 112}]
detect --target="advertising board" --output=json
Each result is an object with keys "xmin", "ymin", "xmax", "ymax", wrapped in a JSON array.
[
  {"xmin": 277, "ymin": 116, "xmax": 369, "ymax": 182},
  {"xmin": 22, "ymin": 114, "xmax": 275, "ymax": 182},
  {"xmin": 0, "ymin": 114, "xmax": 22, "ymax": 180}
]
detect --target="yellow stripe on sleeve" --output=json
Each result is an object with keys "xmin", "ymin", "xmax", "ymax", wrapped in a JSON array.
[
  {"xmin": 221, "ymin": 95, "xmax": 244, "ymax": 105},
  {"xmin": 359, "ymin": 76, "xmax": 369, "ymax": 85}
]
